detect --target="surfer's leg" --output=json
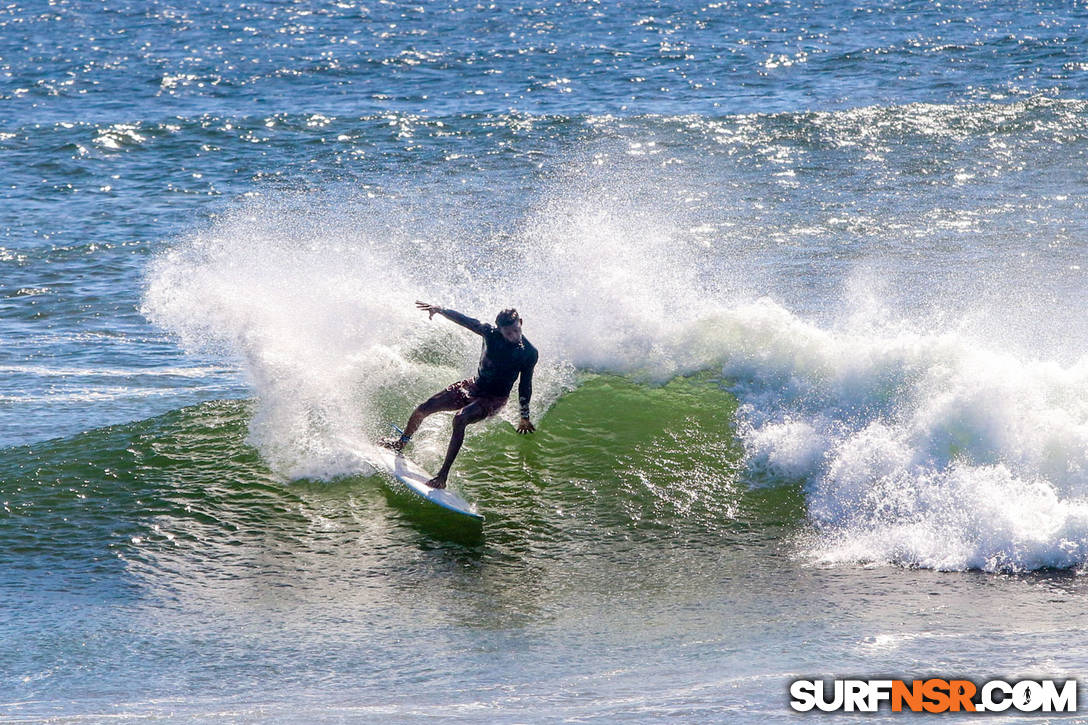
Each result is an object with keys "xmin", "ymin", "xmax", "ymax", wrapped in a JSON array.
[
  {"xmin": 402, "ymin": 383, "xmax": 471, "ymax": 437},
  {"xmin": 383, "ymin": 385, "xmax": 468, "ymax": 451},
  {"xmin": 427, "ymin": 401, "xmax": 488, "ymax": 489}
]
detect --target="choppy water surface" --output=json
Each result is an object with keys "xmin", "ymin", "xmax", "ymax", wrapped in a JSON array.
[{"xmin": 3, "ymin": 0, "xmax": 1088, "ymax": 721}]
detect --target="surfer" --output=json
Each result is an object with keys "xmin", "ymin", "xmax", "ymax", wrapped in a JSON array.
[{"xmin": 381, "ymin": 301, "xmax": 539, "ymax": 488}]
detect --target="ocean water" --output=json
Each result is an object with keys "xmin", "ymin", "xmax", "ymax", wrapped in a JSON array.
[{"xmin": 3, "ymin": 0, "xmax": 1088, "ymax": 721}]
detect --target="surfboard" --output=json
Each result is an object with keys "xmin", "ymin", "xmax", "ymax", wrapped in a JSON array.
[{"xmin": 367, "ymin": 444, "xmax": 484, "ymax": 521}]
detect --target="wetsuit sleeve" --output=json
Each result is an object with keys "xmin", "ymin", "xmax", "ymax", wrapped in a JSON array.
[
  {"xmin": 438, "ymin": 308, "xmax": 488, "ymax": 336},
  {"xmin": 518, "ymin": 346, "xmax": 539, "ymax": 419}
]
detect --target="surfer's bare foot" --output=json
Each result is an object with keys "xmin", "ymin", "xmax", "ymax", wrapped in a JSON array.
[
  {"xmin": 426, "ymin": 475, "xmax": 447, "ymax": 489},
  {"xmin": 379, "ymin": 436, "xmax": 406, "ymax": 452}
]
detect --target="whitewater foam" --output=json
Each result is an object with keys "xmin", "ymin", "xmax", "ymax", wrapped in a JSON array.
[{"xmin": 711, "ymin": 299, "xmax": 1088, "ymax": 572}]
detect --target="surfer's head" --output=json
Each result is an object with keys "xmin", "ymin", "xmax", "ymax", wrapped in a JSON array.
[{"xmin": 496, "ymin": 308, "xmax": 523, "ymax": 343}]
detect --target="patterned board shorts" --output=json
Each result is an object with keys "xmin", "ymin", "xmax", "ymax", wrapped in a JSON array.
[{"xmin": 441, "ymin": 378, "xmax": 508, "ymax": 418}]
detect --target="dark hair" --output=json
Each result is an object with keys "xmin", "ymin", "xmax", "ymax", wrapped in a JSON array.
[{"xmin": 495, "ymin": 308, "xmax": 520, "ymax": 327}]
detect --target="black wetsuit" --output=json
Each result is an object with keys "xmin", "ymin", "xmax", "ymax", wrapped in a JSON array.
[{"xmin": 440, "ymin": 308, "xmax": 539, "ymax": 417}]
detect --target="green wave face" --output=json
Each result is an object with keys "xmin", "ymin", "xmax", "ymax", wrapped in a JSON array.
[
  {"xmin": 0, "ymin": 375, "xmax": 804, "ymax": 625},
  {"xmin": 1, "ymin": 374, "xmax": 816, "ymax": 721}
]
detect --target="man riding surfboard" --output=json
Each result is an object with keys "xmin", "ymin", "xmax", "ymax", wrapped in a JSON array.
[{"xmin": 381, "ymin": 301, "xmax": 539, "ymax": 489}]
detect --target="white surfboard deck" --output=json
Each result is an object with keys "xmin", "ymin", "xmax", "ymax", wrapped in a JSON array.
[{"xmin": 366, "ymin": 444, "xmax": 484, "ymax": 521}]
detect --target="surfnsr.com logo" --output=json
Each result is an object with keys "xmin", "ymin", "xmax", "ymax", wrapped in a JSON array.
[{"xmin": 789, "ymin": 679, "xmax": 1078, "ymax": 713}]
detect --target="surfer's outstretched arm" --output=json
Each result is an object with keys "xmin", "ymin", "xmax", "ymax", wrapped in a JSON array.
[
  {"xmin": 516, "ymin": 346, "xmax": 539, "ymax": 434},
  {"xmin": 415, "ymin": 301, "xmax": 487, "ymax": 336}
]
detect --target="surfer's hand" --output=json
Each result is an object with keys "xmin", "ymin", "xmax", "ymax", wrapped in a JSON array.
[
  {"xmin": 517, "ymin": 417, "xmax": 535, "ymax": 434},
  {"xmin": 415, "ymin": 301, "xmax": 442, "ymax": 319}
]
